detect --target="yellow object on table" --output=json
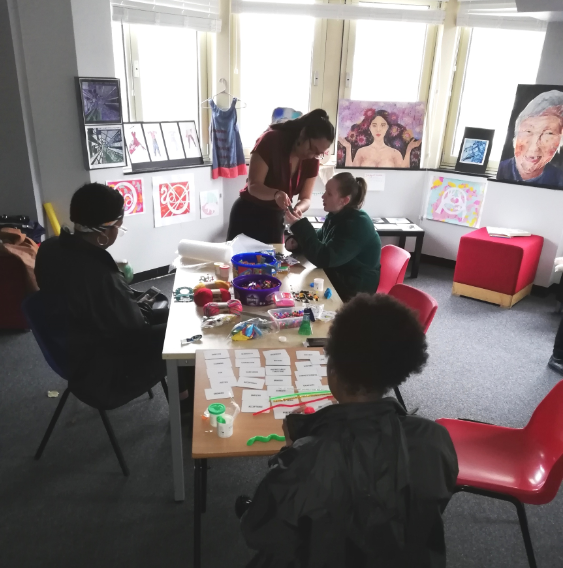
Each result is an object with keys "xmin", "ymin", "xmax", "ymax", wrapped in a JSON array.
[{"xmin": 43, "ymin": 202, "xmax": 61, "ymax": 236}]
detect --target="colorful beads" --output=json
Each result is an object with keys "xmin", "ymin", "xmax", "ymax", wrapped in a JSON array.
[
  {"xmin": 241, "ymin": 279, "xmax": 277, "ymax": 290},
  {"xmin": 271, "ymin": 310, "xmax": 304, "ymax": 320}
]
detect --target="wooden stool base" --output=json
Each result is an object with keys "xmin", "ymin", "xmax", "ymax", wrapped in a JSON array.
[{"xmin": 452, "ymin": 282, "xmax": 533, "ymax": 309}]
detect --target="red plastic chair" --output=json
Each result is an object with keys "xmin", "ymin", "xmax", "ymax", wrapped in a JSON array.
[
  {"xmin": 388, "ymin": 284, "xmax": 438, "ymax": 410},
  {"xmin": 437, "ymin": 381, "xmax": 563, "ymax": 568},
  {"xmin": 378, "ymin": 245, "xmax": 411, "ymax": 294}
]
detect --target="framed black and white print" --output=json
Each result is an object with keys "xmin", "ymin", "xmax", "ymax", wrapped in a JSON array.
[
  {"xmin": 85, "ymin": 125, "xmax": 126, "ymax": 169},
  {"xmin": 455, "ymin": 127, "xmax": 494, "ymax": 174},
  {"xmin": 77, "ymin": 77, "xmax": 122, "ymax": 124}
]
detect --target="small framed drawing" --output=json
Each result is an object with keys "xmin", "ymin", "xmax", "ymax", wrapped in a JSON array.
[
  {"xmin": 142, "ymin": 123, "xmax": 168, "ymax": 162},
  {"xmin": 161, "ymin": 122, "xmax": 186, "ymax": 160},
  {"xmin": 178, "ymin": 121, "xmax": 204, "ymax": 164},
  {"xmin": 123, "ymin": 122, "xmax": 151, "ymax": 164},
  {"xmin": 455, "ymin": 127, "xmax": 494, "ymax": 174},
  {"xmin": 77, "ymin": 77, "xmax": 122, "ymax": 124},
  {"xmin": 85, "ymin": 125, "xmax": 126, "ymax": 170}
]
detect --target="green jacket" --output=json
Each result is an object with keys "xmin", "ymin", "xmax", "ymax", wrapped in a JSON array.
[{"xmin": 291, "ymin": 208, "xmax": 381, "ymax": 301}]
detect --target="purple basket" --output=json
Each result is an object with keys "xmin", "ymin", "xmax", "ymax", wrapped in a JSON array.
[{"xmin": 232, "ymin": 274, "xmax": 282, "ymax": 307}]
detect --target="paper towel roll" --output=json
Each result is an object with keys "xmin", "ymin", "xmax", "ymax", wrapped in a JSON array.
[{"xmin": 177, "ymin": 240, "xmax": 233, "ymax": 264}]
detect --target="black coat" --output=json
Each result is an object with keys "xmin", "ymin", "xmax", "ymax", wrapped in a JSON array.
[
  {"xmin": 241, "ymin": 399, "xmax": 458, "ymax": 568},
  {"xmin": 35, "ymin": 229, "xmax": 164, "ymax": 408}
]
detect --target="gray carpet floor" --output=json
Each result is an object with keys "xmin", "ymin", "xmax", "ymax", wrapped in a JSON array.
[{"xmin": 1, "ymin": 263, "xmax": 562, "ymax": 568}]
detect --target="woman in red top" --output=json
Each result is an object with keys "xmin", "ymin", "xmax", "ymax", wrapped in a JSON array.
[{"xmin": 227, "ymin": 109, "xmax": 335, "ymax": 244}]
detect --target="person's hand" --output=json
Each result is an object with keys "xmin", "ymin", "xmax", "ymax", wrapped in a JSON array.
[
  {"xmin": 285, "ymin": 236, "xmax": 299, "ymax": 251},
  {"xmin": 338, "ymin": 137, "xmax": 351, "ymax": 148},
  {"xmin": 281, "ymin": 405, "xmax": 306, "ymax": 447},
  {"xmin": 285, "ymin": 208, "xmax": 302, "ymax": 226},
  {"xmin": 274, "ymin": 191, "xmax": 291, "ymax": 210},
  {"xmin": 407, "ymin": 138, "xmax": 422, "ymax": 151}
]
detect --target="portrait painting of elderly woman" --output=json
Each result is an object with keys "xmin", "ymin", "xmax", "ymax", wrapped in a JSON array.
[
  {"xmin": 337, "ymin": 99, "xmax": 426, "ymax": 169},
  {"xmin": 498, "ymin": 86, "xmax": 563, "ymax": 189}
]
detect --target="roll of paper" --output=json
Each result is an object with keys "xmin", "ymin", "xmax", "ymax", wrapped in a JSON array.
[{"xmin": 177, "ymin": 240, "xmax": 232, "ymax": 264}]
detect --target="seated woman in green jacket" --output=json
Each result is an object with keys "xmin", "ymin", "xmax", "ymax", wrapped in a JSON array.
[{"xmin": 285, "ymin": 172, "xmax": 381, "ymax": 301}]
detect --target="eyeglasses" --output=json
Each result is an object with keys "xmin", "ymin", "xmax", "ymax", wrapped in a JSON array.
[{"xmin": 117, "ymin": 225, "xmax": 128, "ymax": 234}]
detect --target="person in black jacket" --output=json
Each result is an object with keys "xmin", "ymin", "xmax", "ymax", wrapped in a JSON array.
[
  {"xmin": 237, "ymin": 294, "xmax": 458, "ymax": 568},
  {"xmin": 35, "ymin": 183, "xmax": 187, "ymax": 409}
]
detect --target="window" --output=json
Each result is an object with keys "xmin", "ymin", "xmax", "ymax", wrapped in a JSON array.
[
  {"xmin": 111, "ymin": 22, "xmax": 202, "ymax": 132},
  {"xmin": 443, "ymin": 27, "xmax": 546, "ymax": 167},
  {"xmin": 111, "ymin": 22, "xmax": 130, "ymax": 122},
  {"xmin": 236, "ymin": 12, "xmax": 316, "ymax": 149}
]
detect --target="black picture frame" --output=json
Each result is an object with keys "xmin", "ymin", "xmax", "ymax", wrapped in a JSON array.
[
  {"xmin": 123, "ymin": 122, "xmax": 152, "ymax": 166},
  {"xmin": 178, "ymin": 121, "xmax": 204, "ymax": 166},
  {"xmin": 84, "ymin": 124, "xmax": 126, "ymax": 170},
  {"xmin": 455, "ymin": 127, "xmax": 495, "ymax": 174},
  {"xmin": 77, "ymin": 77, "xmax": 122, "ymax": 124}
]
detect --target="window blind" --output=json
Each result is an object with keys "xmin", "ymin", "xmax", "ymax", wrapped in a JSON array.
[
  {"xmin": 456, "ymin": 0, "xmax": 547, "ymax": 31},
  {"xmin": 111, "ymin": 0, "xmax": 222, "ymax": 33},
  {"xmin": 231, "ymin": 0, "xmax": 446, "ymax": 25}
]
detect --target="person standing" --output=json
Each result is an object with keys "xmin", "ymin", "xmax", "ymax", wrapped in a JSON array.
[{"xmin": 227, "ymin": 109, "xmax": 334, "ymax": 244}]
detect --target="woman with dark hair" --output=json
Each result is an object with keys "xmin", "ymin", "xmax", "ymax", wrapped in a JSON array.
[
  {"xmin": 237, "ymin": 294, "xmax": 458, "ymax": 568},
  {"xmin": 338, "ymin": 109, "xmax": 421, "ymax": 168},
  {"xmin": 35, "ymin": 183, "xmax": 188, "ymax": 409},
  {"xmin": 227, "ymin": 109, "xmax": 335, "ymax": 244},
  {"xmin": 284, "ymin": 172, "xmax": 381, "ymax": 301}
]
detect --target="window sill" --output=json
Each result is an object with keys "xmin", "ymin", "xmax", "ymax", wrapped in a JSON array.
[{"xmin": 122, "ymin": 160, "xmax": 212, "ymax": 176}]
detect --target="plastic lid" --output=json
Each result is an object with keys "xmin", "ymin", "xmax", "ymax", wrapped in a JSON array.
[
  {"xmin": 208, "ymin": 403, "xmax": 226, "ymax": 415},
  {"xmin": 217, "ymin": 416, "xmax": 226, "ymax": 424}
]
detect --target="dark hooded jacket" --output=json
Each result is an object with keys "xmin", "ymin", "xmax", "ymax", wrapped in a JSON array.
[{"xmin": 241, "ymin": 399, "xmax": 458, "ymax": 568}]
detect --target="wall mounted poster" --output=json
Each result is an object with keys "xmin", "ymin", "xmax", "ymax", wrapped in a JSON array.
[
  {"xmin": 498, "ymin": 84, "xmax": 563, "ymax": 189},
  {"xmin": 124, "ymin": 123, "xmax": 151, "ymax": 164},
  {"xmin": 337, "ymin": 99, "xmax": 425, "ymax": 169},
  {"xmin": 106, "ymin": 179, "xmax": 144, "ymax": 216},
  {"xmin": 143, "ymin": 123, "xmax": 168, "ymax": 162},
  {"xmin": 455, "ymin": 127, "xmax": 494, "ymax": 175},
  {"xmin": 200, "ymin": 190, "xmax": 221, "ymax": 218},
  {"xmin": 85, "ymin": 125, "xmax": 126, "ymax": 169},
  {"xmin": 424, "ymin": 175, "xmax": 487, "ymax": 228},
  {"xmin": 178, "ymin": 121, "xmax": 203, "ymax": 159},
  {"xmin": 152, "ymin": 174, "xmax": 195, "ymax": 227},
  {"xmin": 161, "ymin": 122, "xmax": 185, "ymax": 160},
  {"xmin": 78, "ymin": 77, "xmax": 122, "ymax": 124}
]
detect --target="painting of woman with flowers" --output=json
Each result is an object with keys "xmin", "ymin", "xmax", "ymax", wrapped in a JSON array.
[{"xmin": 337, "ymin": 100, "xmax": 426, "ymax": 169}]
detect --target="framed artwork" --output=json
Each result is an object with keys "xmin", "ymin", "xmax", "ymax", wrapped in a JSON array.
[
  {"xmin": 106, "ymin": 178, "xmax": 144, "ymax": 216},
  {"xmin": 424, "ymin": 175, "xmax": 487, "ymax": 228},
  {"xmin": 455, "ymin": 127, "xmax": 494, "ymax": 174},
  {"xmin": 152, "ymin": 174, "xmax": 195, "ymax": 227},
  {"xmin": 161, "ymin": 122, "xmax": 186, "ymax": 160},
  {"xmin": 200, "ymin": 189, "xmax": 221, "ymax": 218},
  {"xmin": 337, "ymin": 99, "xmax": 426, "ymax": 169},
  {"xmin": 77, "ymin": 77, "xmax": 122, "ymax": 124},
  {"xmin": 498, "ymin": 84, "xmax": 563, "ymax": 189},
  {"xmin": 123, "ymin": 123, "xmax": 151, "ymax": 164},
  {"xmin": 85, "ymin": 125, "xmax": 126, "ymax": 169},
  {"xmin": 178, "ymin": 121, "xmax": 203, "ymax": 160},
  {"xmin": 142, "ymin": 123, "xmax": 168, "ymax": 162}
]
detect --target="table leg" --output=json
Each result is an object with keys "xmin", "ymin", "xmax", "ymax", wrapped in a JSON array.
[
  {"xmin": 166, "ymin": 360, "xmax": 185, "ymax": 502},
  {"xmin": 410, "ymin": 234, "xmax": 424, "ymax": 278},
  {"xmin": 398, "ymin": 234, "xmax": 407, "ymax": 249},
  {"xmin": 202, "ymin": 458, "xmax": 208, "ymax": 514},
  {"xmin": 194, "ymin": 458, "xmax": 203, "ymax": 568}
]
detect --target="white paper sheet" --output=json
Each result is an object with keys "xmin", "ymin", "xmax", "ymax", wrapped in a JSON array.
[
  {"xmin": 374, "ymin": 224, "xmax": 399, "ymax": 230},
  {"xmin": 237, "ymin": 377, "xmax": 265, "ymax": 390},
  {"xmin": 264, "ymin": 356, "xmax": 291, "ymax": 366},
  {"xmin": 209, "ymin": 377, "xmax": 238, "ymax": 389},
  {"xmin": 235, "ymin": 358, "xmax": 262, "ymax": 368},
  {"xmin": 294, "ymin": 371, "xmax": 322, "ymax": 381},
  {"xmin": 204, "ymin": 350, "xmax": 230, "ymax": 360},
  {"xmin": 307, "ymin": 399, "xmax": 333, "ymax": 411},
  {"xmin": 207, "ymin": 368, "xmax": 237, "ymax": 380},
  {"xmin": 239, "ymin": 367, "xmax": 266, "ymax": 378},
  {"xmin": 318, "ymin": 366, "xmax": 327, "ymax": 377},
  {"xmin": 265, "ymin": 376, "xmax": 293, "ymax": 386},
  {"xmin": 266, "ymin": 366, "xmax": 292, "ymax": 376},
  {"xmin": 263, "ymin": 350, "xmax": 289, "ymax": 358},
  {"xmin": 205, "ymin": 359, "xmax": 232, "ymax": 369},
  {"xmin": 204, "ymin": 388, "xmax": 233, "ymax": 400},
  {"xmin": 274, "ymin": 407, "xmax": 294, "ymax": 420},
  {"xmin": 295, "ymin": 379, "xmax": 323, "ymax": 390},
  {"xmin": 296, "ymin": 350, "xmax": 323, "ymax": 360},
  {"xmin": 295, "ymin": 361, "xmax": 317, "ymax": 371},
  {"xmin": 365, "ymin": 172, "xmax": 385, "ymax": 192},
  {"xmin": 234, "ymin": 349, "xmax": 260, "ymax": 359},
  {"xmin": 386, "ymin": 218, "xmax": 410, "ymax": 224},
  {"xmin": 266, "ymin": 386, "xmax": 296, "ymax": 396}
]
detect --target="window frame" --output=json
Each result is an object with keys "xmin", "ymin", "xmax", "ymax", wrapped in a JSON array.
[{"xmin": 113, "ymin": 21, "xmax": 211, "ymax": 157}]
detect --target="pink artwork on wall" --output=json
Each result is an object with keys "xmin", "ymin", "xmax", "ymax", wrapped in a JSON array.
[{"xmin": 106, "ymin": 178, "xmax": 144, "ymax": 216}]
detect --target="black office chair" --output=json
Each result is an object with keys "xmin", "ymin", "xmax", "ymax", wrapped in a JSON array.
[{"xmin": 23, "ymin": 291, "xmax": 168, "ymax": 477}]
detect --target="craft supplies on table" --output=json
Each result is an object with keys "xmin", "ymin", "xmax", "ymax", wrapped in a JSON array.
[
  {"xmin": 231, "ymin": 252, "xmax": 278, "ymax": 278},
  {"xmin": 232, "ymin": 274, "xmax": 282, "ymax": 306}
]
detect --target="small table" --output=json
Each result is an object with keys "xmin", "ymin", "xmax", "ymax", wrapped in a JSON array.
[
  {"xmin": 162, "ymin": 255, "xmax": 343, "ymax": 502},
  {"xmin": 192, "ymin": 347, "xmax": 327, "ymax": 568},
  {"xmin": 307, "ymin": 217, "xmax": 425, "ymax": 278}
]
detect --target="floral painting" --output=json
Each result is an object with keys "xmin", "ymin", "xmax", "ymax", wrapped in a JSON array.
[
  {"xmin": 337, "ymin": 99, "xmax": 426, "ymax": 169},
  {"xmin": 425, "ymin": 176, "xmax": 487, "ymax": 228}
]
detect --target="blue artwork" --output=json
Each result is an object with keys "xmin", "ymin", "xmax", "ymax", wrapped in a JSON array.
[{"xmin": 460, "ymin": 138, "xmax": 489, "ymax": 165}]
